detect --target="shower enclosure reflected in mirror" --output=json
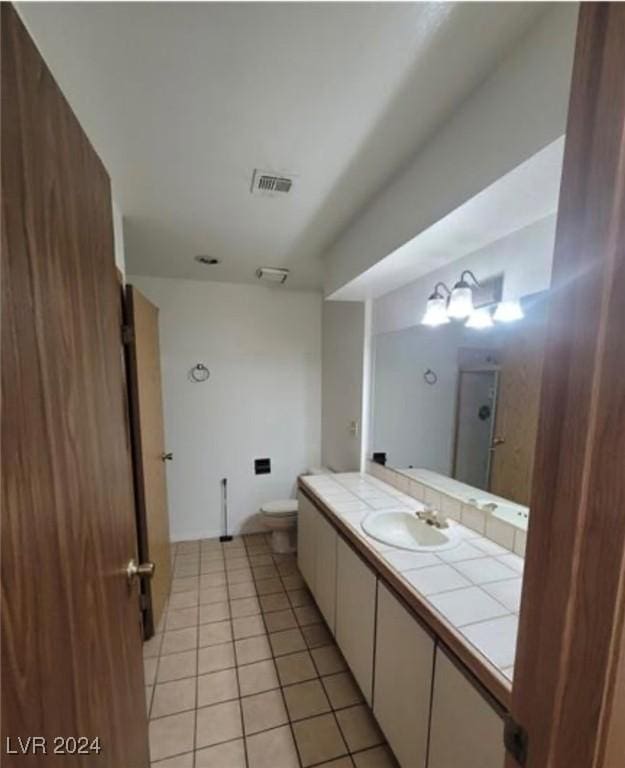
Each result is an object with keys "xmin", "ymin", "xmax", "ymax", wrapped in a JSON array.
[
  {"xmin": 371, "ymin": 293, "xmax": 548, "ymax": 506},
  {"xmin": 453, "ymin": 367, "xmax": 499, "ymax": 491}
]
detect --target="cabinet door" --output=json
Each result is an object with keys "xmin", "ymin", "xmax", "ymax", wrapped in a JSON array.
[
  {"xmin": 297, "ymin": 491, "xmax": 316, "ymax": 591},
  {"xmin": 373, "ymin": 583, "xmax": 434, "ymax": 768},
  {"xmin": 428, "ymin": 649, "xmax": 505, "ymax": 768},
  {"xmin": 314, "ymin": 513, "xmax": 337, "ymax": 634},
  {"xmin": 336, "ymin": 537, "xmax": 377, "ymax": 703}
]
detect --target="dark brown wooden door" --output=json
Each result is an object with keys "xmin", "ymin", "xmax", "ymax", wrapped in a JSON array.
[
  {"xmin": 1, "ymin": 5, "xmax": 149, "ymax": 766},
  {"xmin": 508, "ymin": 4, "xmax": 625, "ymax": 767}
]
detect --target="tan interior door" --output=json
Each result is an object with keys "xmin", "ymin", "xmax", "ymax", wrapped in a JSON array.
[
  {"xmin": 1, "ymin": 5, "xmax": 149, "ymax": 765},
  {"xmin": 489, "ymin": 319, "xmax": 546, "ymax": 505},
  {"xmin": 126, "ymin": 286, "xmax": 172, "ymax": 635}
]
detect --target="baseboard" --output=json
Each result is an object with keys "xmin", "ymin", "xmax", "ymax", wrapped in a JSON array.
[{"xmin": 171, "ymin": 521, "xmax": 267, "ymax": 543}]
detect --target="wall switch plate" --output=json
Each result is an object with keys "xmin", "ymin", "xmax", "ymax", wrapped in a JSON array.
[{"xmin": 254, "ymin": 458, "xmax": 271, "ymax": 475}]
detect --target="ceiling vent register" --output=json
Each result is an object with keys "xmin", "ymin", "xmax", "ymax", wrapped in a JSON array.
[{"xmin": 250, "ymin": 169, "xmax": 295, "ymax": 196}]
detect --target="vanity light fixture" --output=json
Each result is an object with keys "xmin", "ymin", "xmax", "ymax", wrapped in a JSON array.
[
  {"xmin": 447, "ymin": 270, "xmax": 480, "ymax": 319},
  {"xmin": 493, "ymin": 299, "xmax": 524, "ymax": 322},
  {"xmin": 465, "ymin": 306, "xmax": 494, "ymax": 330},
  {"xmin": 421, "ymin": 282, "xmax": 451, "ymax": 326}
]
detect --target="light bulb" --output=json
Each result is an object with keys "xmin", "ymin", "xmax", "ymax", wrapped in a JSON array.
[
  {"xmin": 465, "ymin": 307, "xmax": 494, "ymax": 330},
  {"xmin": 493, "ymin": 300, "xmax": 524, "ymax": 322},
  {"xmin": 447, "ymin": 285, "xmax": 474, "ymax": 319},
  {"xmin": 422, "ymin": 296, "xmax": 450, "ymax": 327}
]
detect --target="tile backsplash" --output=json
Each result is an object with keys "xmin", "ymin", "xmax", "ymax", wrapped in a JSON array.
[{"xmin": 366, "ymin": 461, "xmax": 526, "ymax": 558}]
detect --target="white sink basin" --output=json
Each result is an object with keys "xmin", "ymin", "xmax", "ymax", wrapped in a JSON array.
[{"xmin": 361, "ymin": 511, "xmax": 461, "ymax": 552}]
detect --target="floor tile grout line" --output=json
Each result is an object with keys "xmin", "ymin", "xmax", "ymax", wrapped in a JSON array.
[
  {"xmin": 304, "ymin": 636, "xmax": 352, "ymax": 762},
  {"xmin": 224, "ymin": 550, "xmax": 251, "ymax": 768},
  {"xmin": 150, "ymin": 736, "xmax": 389, "ymax": 768},
  {"xmin": 232, "ymin": 546, "xmax": 302, "ymax": 768},
  {"xmin": 271, "ymin": 544, "xmax": 380, "ymax": 765},
  {"xmin": 150, "ymin": 747, "xmax": 194, "ymax": 766},
  {"xmin": 251, "ymin": 541, "xmax": 306, "ymax": 768},
  {"xmin": 191, "ymin": 559, "xmax": 201, "ymax": 768},
  {"xmin": 272, "ymin": 544, "xmax": 338, "ymax": 767}
]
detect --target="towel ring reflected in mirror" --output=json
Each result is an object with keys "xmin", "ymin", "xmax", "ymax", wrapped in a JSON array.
[
  {"xmin": 424, "ymin": 369, "xmax": 438, "ymax": 385},
  {"xmin": 189, "ymin": 363, "xmax": 210, "ymax": 383}
]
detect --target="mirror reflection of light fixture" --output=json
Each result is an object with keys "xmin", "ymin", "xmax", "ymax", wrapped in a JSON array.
[
  {"xmin": 447, "ymin": 270, "xmax": 480, "ymax": 320},
  {"xmin": 465, "ymin": 306, "xmax": 494, "ymax": 330},
  {"xmin": 493, "ymin": 299, "xmax": 524, "ymax": 323},
  {"xmin": 421, "ymin": 282, "xmax": 451, "ymax": 326}
]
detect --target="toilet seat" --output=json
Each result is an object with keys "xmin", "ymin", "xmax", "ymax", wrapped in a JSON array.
[{"xmin": 261, "ymin": 500, "xmax": 298, "ymax": 517}]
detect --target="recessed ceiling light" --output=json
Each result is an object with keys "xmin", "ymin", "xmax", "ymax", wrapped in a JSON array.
[{"xmin": 195, "ymin": 255, "xmax": 221, "ymax": 265}]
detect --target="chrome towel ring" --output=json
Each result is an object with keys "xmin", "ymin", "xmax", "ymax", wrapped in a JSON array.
[{"xmin": 189, "ymin": 363, "xmax": 210, "ymax": 383}]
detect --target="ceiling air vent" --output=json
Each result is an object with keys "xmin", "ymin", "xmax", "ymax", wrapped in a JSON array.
[
  {"xmin": 256, "ymin": 267, "xmax": 289, "ymax": 285},
  {"xmin": 251, "ymin": 169, "xmax": 295, "ymax": 197}
]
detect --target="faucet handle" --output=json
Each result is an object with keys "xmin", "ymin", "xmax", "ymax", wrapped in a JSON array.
[{"xmin": 435, "ymin": 511, "xmax": 450, "ymax": 529}]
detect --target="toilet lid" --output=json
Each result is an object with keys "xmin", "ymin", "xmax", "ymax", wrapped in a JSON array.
[{"xmin": 262, "ymin": 499, "xmax": 299, "ymax": 516}]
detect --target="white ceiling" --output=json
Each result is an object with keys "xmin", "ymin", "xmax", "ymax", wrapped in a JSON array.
[
  {"xmin": 19, "ymin": 2, "xmax": 550, "ymax": 289},
  {"xmin": 330, "ymin": 137, "xmax": 565, "ymax": 301}
]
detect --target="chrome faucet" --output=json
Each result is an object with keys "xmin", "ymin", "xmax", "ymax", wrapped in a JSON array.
[
  {"xmin": 416, "ymin": 504, "xmax": 449, "ymax": 529},
  {"xmin": 468, "ymin": 497, "xmax": 498, "ymax": 515}
]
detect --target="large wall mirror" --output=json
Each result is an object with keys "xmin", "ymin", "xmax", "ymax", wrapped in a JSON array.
[{"xmin": 371, "ymin": 213, "xmax": 556, "ymax": 512}]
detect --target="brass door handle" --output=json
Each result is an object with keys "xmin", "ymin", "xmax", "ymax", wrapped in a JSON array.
[
  {"xmin": 126, "ymin": 559, "xmax": 155, "ymax": 585},
  {"xmin": 492, "ymin": 436, "xmax": 505, "ymax": 446},
  {"xmin": 161, "ymin": 452, "xmax": 173, "ymax": 461}
]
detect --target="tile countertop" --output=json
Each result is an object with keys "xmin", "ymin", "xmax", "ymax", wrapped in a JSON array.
[{"xmin": 299, "ymin": 471, "xmax": 524, "ymax": 702}]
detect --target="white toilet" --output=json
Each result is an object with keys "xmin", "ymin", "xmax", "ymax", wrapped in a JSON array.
[
  {"xmin": 261, "ymin": 468, "xmax": 331, "ymax": 554},
  {"xmin": 260, "ymin": 499, "xmax": 299, "ymax": 554}
]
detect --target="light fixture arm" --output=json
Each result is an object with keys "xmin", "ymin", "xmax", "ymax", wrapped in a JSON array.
[
  {"xmin": 458, "ymin": 270, "xmax": 480, "ymax": 288},
  {"xmin": 431, "ymin": 281, "xmax": 452, "ymax": 299}
]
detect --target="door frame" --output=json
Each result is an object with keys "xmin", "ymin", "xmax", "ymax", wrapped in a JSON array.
[{"xmin": 507, "ymin": 4, "xmax": 625, "ymax": 767}]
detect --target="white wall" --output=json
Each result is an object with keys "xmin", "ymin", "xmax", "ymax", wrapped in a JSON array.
[
  {"xmin": 373, "ymin": 215, "xmax": 556, "ymax": 335},
  {"xmin": 321, "ymin": 301, "xmax": 365, "ymax": 472},
  {"xmin": 129, "ymin": 276, "xmax": 322, "ymax": 541},
  {"xmin": 112, "ymin": 195, "xmax": 126, "ymax": 277},
  {"xmin": 324, "ymin": 4, "xmax": 576, "ymax": 296}
]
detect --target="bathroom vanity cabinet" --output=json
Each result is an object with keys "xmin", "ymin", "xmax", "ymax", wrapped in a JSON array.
[
  {"xmin": 335, "ymin": 537, "xmax": 377, "ymax": 704},
  {"xmin": 314, "ymin": 513, "xmax": 337, "ymax": 632},
  {"xmin": 296, "ymin": 492, "xmax": 317, "ymax": 588},
  {"xmin": 429, "ymin": 649, "xmax": 505, "ymax": 768},
  {"xmin": 296, "ymin": 486, "xmax": 506, "ymax": 768},
  {"xmin": 374, "ymin": 582, "xmax": 435, "ymax": 768},
  {"xmin": 297, "ymin": 492, "xmax": 337, "ymax": 632}
]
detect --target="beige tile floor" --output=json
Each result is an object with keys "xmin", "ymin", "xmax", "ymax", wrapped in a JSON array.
[{"xmin": 145, "ymin": 533, "xmax": 398, "ymax": 768}]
